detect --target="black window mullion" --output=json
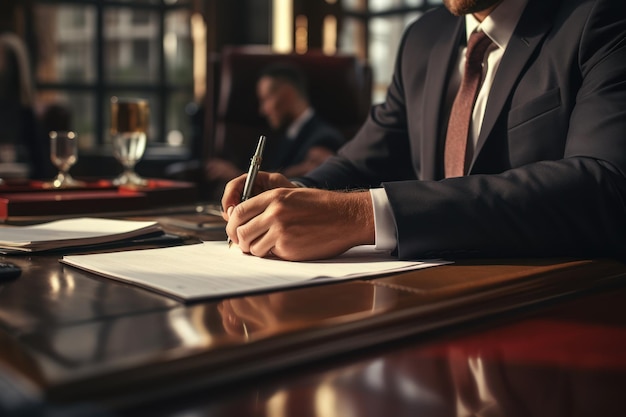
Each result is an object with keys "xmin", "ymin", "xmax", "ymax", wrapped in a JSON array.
[
  {"xmin": 96, "ymin": 0, "xmax": 105, "ymax": 146},
  {"xmin": 158, "ymin": 1, "xmax": 167, "ymax": 145}
]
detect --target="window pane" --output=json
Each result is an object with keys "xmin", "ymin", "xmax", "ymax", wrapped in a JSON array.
[
  {"xmin": 343, "ymin": 0, "xmax": 366, "ymax": 12},
  {"xmin": 105, "ymin": 0, "xmax": 161, "ymax": 4},
  {"xmin": 132, "ymin": 9, "xmax": 152, "ymax": 25},
  {"xmin": 338, "ymin": 17, "xmax": 366, "ymax": 58},
  {"xmin": 165, "ymin": 9, "xmax": 193, "ymax": 84},
  {"xmin": 104, "ymin": 8, "xmax": 160, "ymax": 83},
  {"xmin": 370, "ymin": 0, "xmax": 424, "ymax": 12},
  {"xmin": 166, "ymin": 92, "xmax": 196, "ymax": 149},
  {"xmin": 369, "ymin": 13, "xmax": 421, "ymax": 103},
  {"xmin": 34, "ymin": 4, "xmax": 96, "ymax": 83}
]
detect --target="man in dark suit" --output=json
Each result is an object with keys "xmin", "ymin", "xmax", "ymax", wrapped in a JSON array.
[
  {"xmin": 222, "ymin": 0, "xmax": 626, "ymax": 262},
  {"xmin": 206, "ymin": 63, "xmax": 344, "ymax": 181},
  {"xmin": 0, "ymin": 1, "xmax": 46, "ymax": 180}
]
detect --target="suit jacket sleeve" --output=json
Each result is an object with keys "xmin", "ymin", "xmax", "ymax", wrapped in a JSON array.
[{"xmin": 304, "ymin": 0, "xmax": 626, "ymax": 260}]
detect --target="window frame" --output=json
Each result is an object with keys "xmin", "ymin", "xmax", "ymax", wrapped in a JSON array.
[
  {"xmin": 30, "ymin": 0, "xmax": 194, "ymax": 153},
  {"xmin": 340, "ymin": 0, "xmax": 441, "ymax": 102}
]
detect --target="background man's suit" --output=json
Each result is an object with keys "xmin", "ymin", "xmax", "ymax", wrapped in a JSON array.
[
  {"xmin": 301, "ymin": 0, "xmax": 626, "ymax": 259},
  {"xmin": 265, "ymin": 113, "xmax": 344, "ymax": 172}
]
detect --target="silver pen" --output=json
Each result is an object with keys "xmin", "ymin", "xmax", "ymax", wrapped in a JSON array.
[{"xmin": 227, "ymin": 135, "xmax": 266, "ymax": 247}]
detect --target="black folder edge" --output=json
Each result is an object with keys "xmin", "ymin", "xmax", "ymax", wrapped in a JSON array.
[{"xmin": 0, "ymin": 232, "xmax": 186, "ymax": 256}]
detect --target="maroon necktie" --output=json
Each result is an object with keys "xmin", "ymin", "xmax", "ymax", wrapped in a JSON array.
[{"xmin": 444, "ymin": 31, "xmax": 493, "ymax": 178}]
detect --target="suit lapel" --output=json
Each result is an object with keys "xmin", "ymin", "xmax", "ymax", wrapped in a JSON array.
[
  {"xmin": 422, "ymin": 16, "xmax": 465, "ymax": 180},
  {"xmin": 470, "ymin": 0, "xmax": 556, "ymax": 169}
]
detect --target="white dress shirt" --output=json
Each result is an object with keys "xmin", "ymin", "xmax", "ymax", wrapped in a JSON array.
[
  {"xmin": 371, "ymin": 0, "xmax": 529, "ymax": 251},
  {"xmin": 286, "ymin": 107, "xmax": 314, "ymax": 140}
]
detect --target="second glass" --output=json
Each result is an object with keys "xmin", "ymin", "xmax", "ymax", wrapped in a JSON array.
[
  {"xmin": 46, "ymin": 131, "xmax": 85, "ymax": 188},
  {"xmin": 110, "ymin": 97, "xmax": 149, "ymax": 186}
]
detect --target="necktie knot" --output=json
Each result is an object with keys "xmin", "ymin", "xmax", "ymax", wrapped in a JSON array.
[{"xmin": 464, "ymin": 31, "xmax": 493, "ymax": 77}]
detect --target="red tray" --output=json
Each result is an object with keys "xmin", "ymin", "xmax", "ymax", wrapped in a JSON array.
[
  {"xmin": 0, "ymin": 178, "xmax": 115, "ymax": 192},
  {"xmin": 0, "ymin": 190, "xmax": 147, "ymax": 218},
  {"xmin": 0, "ymin": 179, "xmax": 198, "ymax": 220},
  {"xmin": 118, "ymin": 179, "xmax": 198, "ymax": 206}
]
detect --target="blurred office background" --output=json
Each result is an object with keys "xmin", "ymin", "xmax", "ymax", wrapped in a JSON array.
[{"xmin": 1, "ymin": 0, "xmax": 443, "ymax": 181}]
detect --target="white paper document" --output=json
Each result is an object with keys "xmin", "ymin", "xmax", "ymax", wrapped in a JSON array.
[
  {"xmin": 0, "ymin": 218, "xmax": 162, "ymax": 253},
  {"xmin": 61, "ymin": 241, "xmax": 450, "ymax": 301}
]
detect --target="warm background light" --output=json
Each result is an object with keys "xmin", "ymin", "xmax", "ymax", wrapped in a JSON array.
[
  {"xmin": 272, "ymin": 0, "xmax": 293, "ymax": 53},
  {"xmin": 295, "ymin": 14, "xmax": 308, "ymax": 54},
  {"xmin": 323, "ymin": 15, "xmax": 337, "ymax": 54},
  {"xmin": 191, "ymin": 12, "xmax": 206, "ymax": 103}
]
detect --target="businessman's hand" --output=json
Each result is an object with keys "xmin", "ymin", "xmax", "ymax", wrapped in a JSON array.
[
  {"xmin": 221, "ymin": 171, "xmax": 296, "ymax": 219},
  {"xmin": 224, "ymin": 187, "xmax": 375, "ymax": 261}
]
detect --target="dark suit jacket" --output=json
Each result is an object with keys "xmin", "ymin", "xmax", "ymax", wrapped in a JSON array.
[
  {"xmin": 265, "ymin": 113, "xmax": 344, "ymax": 172},
  {"xmin": 0, "ymin": 33, "xmax": 46, "ymax": 178},
  {"xmin": 302, "ymin": 0, "xmax": 626, "ymax": 259}
]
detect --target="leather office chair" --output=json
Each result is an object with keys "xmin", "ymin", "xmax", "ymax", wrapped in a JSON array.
[
  {"xmin": 171, "ymin": 46, "xmax": 372, "ymax": 199},
  {"xmin": 205, "ymin": 45, "xmax": 373, "ymax": 171}
]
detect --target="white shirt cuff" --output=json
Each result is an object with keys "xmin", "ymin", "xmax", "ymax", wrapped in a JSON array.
[
  {"xmin": 290, "ymin": 180, "xmax": 307, "ymax": 188},
  {"xmin": 369, "ymin": 188, "xmax": 397, "ymax": 251}
]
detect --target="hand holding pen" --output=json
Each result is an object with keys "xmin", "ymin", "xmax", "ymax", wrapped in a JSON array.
[{"xmin": 227, "ymin": 135, "xmax": 266, "ymax": 247}]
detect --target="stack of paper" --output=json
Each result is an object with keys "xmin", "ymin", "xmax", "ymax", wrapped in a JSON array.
[
  {"xmin": 61, "ymin": 242, "xmax": 449, "ymax": 301},
  {"xmin": 0, "ymin": 218, "xmax": 163, "ymax": 253}
]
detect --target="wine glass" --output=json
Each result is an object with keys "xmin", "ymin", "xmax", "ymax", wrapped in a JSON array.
[
  {"xmin": 110, "ymin": 97, "xmax": 149, "ymax": 186},
  {"xmin": 45, "ymin": 131, "xmax": 85, "ymax": 188}
]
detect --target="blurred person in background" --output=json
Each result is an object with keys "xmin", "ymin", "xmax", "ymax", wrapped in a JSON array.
[
  {"xmin": 0, "ymin": 0, "xmax": 46, "ymax": 180},
  {"xmin": 205, "ymin": 63, "xmax": 345, "ymax": 181}
]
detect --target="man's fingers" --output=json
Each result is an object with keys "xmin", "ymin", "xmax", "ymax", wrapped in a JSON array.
[
  {"xmin": 226, "ymin": 193, "xmax": 271, "ymax": 247},
  {"xmin": 248, "ymin": 227, "xmax": 279, "ymax": 258},
  {"xmin": 221, "ymin": 173, "xmax": 247, "ymax": 218}
]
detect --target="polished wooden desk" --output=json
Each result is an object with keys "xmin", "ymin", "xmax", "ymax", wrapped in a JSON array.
[{"xmin": 1, "ymin": 209, "xmax": 626, "ymax": 416}]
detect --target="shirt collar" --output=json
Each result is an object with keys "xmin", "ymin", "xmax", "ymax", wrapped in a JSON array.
[
  {"xmin": 465, "ymin": 0, "xmax": 529, "ymax": 50},
  {"xmin": 286, "ymin": 107, "xmax": 314, "ymax": 140}
]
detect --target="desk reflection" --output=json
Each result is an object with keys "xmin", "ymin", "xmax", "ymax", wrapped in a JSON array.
[
  {"xmin": 217, "ymin": 283, "xmax": 399, "ymax": 338},
  {"xmin": 2, "ymin": 250, "xmax": 625, "ymax": 416},
  {"xmin": 137, "ymin": 301, "xmax": 626, "ymax": 417},
  {"xmin": 1, "ymin": 274, "xmax": 400, "ymax": 395}
]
